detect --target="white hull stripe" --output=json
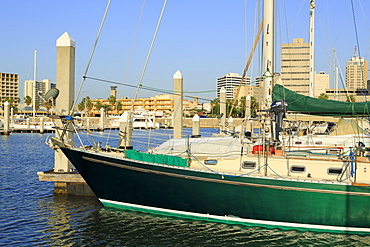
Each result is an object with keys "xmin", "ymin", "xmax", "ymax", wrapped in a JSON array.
[{"xmin": 99, "ymin": 198, "xmax": 370, "ymax": 233}]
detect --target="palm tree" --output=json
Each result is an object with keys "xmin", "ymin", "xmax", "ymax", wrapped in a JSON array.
[
  {"xmin": 13, "ymin": 105, "xmax": 18, "ymax": 114},
  {"xmin": 6, "ymin": 98, "xmax": 14, "ymax": 108},
  {"xmin": 78, "ymin": 97, "xmax": 86, "ymax": 112},
  {"xmin": 85, "ymin": 97, "xmax": 94, "ymax": 117},
  {"xmin": 346, "ymin": 95, "xmax": 356, "ymax": 102},
  {"xmin": 250, "ymin": 96, "xmax": 259, "ymax": 116},
  {"xmin": 24, "ymin": 96, "xmax": 32, "ymax": 110},
  {"xmin": 94, "ymin": 101, "xmax": 104, "ymax": 114},
  {"xmin": 78, "ymin": 101, "xmax": 85, "ymax": 112},
  {"xmin": 44, "ymin": 101, "xmax": 52, "ymax": 114},
  {"xmin": 108, "ymin": 95, "xmax": 116, "ymax": 114},
  {"xmin": 102, "ymin": 104, "xmax": 110, "ymax": 114},
  {"xmin": 318, "ymin": 93, "xmax": 329, "ymax": 100},
  {"xmin": 239, "ymin": 96, "xmax": 247, "ymax": 117},
  {"xmin": 14, "ymin": 97, "xmax": 21, "ymax": 105},
  {"xmin": 210, "ymin": 98, "xmax": 220, "ymax": 117},
  {"xmin": 35, "ymin": 102, "xmax": 40, "ymax": 112},
  {"xmin": 116, "ymin": 101, "xmax": 123, "ymax": 114},
  {"xmin": 226, "ymin": 99, "xmax": 240, "ymax": 117}
]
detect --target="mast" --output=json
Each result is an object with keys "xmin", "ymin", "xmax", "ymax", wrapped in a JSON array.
[
  {"xmin": 263, "ymin": 0, "xmax": 274, "ymax": 106},
  {"xmin": 309, "ymin": 0, "xmax": 316, "ymax": 97},
  {"xmin": 335, "ymin": 66, "xmax": 339, "ymax": 100},
  {"xmin": 33, "ymin": 49, "xmax": 37, "ymax": 118},
  {"xmin": 332, "ymin": 48, "xmax": 339, "ymax": 100}
]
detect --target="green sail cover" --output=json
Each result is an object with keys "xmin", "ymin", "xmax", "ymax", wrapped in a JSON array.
[
  {"xmin": 272, "ymin": 84, "xmax": 370, "ymax": 116},
  {"xmin": 125, "ymin": 149, "xmax": 189, "ymax": 167}
]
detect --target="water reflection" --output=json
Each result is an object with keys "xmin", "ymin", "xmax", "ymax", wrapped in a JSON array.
[
  {"xmin": 35, "ymin": 194, "xmax": 370, "ymax": 246},
  {"xmin": 36, "ymin": 194, "xmax": 102, "ymax": 246}
]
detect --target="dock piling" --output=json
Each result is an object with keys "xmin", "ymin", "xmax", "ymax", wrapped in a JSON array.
[
  {"xmin": 220, "ymin": 87, "xmax": 226, "ymax": 133},
  {"xmin": 173, "ymin": 70, "xmax": 183, "ymax": 138},
  {"xmin": 192, "ymin": 114, "xmax": 200, "ymax": 138},
  {"xmin": 3, "ymin": 101, "xmax": 10, "ymax": 135}
]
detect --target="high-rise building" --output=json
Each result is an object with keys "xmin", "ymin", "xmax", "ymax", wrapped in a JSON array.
[
  {"xmin": 314, "ymin": 71, "xmax": 330, "ymax": 97},
  {"xmin": 233, "ymin": 85, "xmax": 262, "ymax": 103},
  {"xmin": 24, "ymin": 79, "xmax": 53, "ymax": 104},
  {"xmin": 280, "ymin": 38, "xmax": 310, "ymax": 95},
  {"xmin": 0, "ymin": 72, "xmax": 19, "ymax": 106},
  {"xmin": 346, "ymin": 55, "xmax": 368, "ymax": 90},
  {"xmin": 216, "ymin": 73, "xmax": 250, "ymax": 99}
]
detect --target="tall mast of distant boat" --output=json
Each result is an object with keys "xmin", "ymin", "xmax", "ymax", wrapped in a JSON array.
[
  {"xmin": 33, "ymin": 49, "xmax": 37, "ymax": 118},
  {"xmin": 309, "ymin": 0, "xmax": 315, "ymax": 97}
]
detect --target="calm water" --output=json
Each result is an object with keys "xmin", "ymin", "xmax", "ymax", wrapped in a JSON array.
[{"xmin": 1, "ymin": 130, "xmax": 370, "ymax": 246}]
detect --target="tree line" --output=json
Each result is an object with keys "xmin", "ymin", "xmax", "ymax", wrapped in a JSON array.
[{"xmin": 77, "ymin": 95, "xmax": 122, "ymax": 117}]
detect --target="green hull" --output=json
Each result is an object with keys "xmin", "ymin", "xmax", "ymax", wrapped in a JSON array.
[{"xmin": 61, "ymin": 147, "xmax": 370, "ymax": 234}]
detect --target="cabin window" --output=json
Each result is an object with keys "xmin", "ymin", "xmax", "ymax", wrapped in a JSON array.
[
  {"xmin": 295, "ymin": 141, "xmax": 302, "ymax": 145},
  {"xmin": 328, "ymin": 168, "xmax": 342, "ymax": 175},
  {"xmin": 290, "ymin": 165, "xmax": 306, "ymax": 173},
  {"xmin": 204, "ymin": 159, "xmax": 218, "ymax": 165},
  {"xmin": 242, "ymin": 161, "xmax": 256, "ymax": 169}
]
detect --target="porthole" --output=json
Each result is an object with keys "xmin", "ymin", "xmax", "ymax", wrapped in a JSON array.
[
  {"xmin": 290, "ymin": 165, "xmax": 306, "ymax": 173},
  {"xmin": 242, "ymin": 161, "xmax": 256, "ymax": 169},
  {"xmin": 204, "ymin": 159, "xmax": 218, "ymax": 165},
  {"xmin": 328, "ymin": 168, "xmax": 342, "ymax": 175}
]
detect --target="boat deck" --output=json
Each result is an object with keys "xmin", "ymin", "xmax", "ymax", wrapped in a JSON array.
[{"xmin": 92, "ymin": 148, "xmax": 359, "ymax": 185}]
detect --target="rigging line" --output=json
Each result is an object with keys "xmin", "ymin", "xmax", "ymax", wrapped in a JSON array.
[
  {"xmin": 332, "ymin": 50, "xmax": 349, "ymax": 96},
  {"xmin": 357, "ymin": 0, "xmax": 370, "ymax": 33},
  {"xmin": 84, "ymin": 76, "xmax": 215, "ymax": 102},
  {"xmin": 227, "ymin": 20, "xmax": 264, "ymax": 120},
  {"xmin": 71, "ymin": 0, "xmax": 112, "ymax": 116},
  {"xmin": 86, "ymin": 74, "xmax": 270, "ymax": 103},
  {"xmin": 129, "ymin": 0, "xmax": 168, "ymax": 116},
  {"xmin": 244, "ymin": 0, "xmax": 247, "ymax": 63},
  {"xmin": 120, "ymin": 0, "xmax": 147, "ymax": 90},
  {"xmin": 249, "ymin": 0, "xmax": 259, "ymax": 80},
  {"xmin": 351, "ymin": 0, "xmax": 367, "ymax": 101},
  {"xmin": 290, "ymin": 0, "xmax": 306, "ymax": 37},
  {"xmin": 351, "ymin": 0, "xmax": 361, "ymax": 57},
  {"xmin": 118, "ymin": 0, "xmax": 167, "ymax": 151},
  {"xmin": 283, "ymin": 0, "xmax": 292, "ymax": 84}
]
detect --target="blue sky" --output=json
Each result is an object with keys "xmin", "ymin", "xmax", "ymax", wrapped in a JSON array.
[{"xmin": 1, "ymin": 0, "xmax": 370, "ymax": 103}]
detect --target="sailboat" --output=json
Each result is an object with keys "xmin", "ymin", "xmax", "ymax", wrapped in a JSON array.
[
  {"xmin": 48, "ymin": 1, "xmax": 370, "ymax": 233},
  {"xmin": 273, "ymin": 84, "xmax": 370, "ymax": 152}
]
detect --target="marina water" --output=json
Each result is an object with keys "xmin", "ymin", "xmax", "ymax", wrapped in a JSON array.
[{"xmin": 1, "ymin": 129, "xmax": 370, "ymax": 246}]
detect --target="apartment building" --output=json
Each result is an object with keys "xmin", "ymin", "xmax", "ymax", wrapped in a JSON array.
[
  {"xmin": 24, "ymin": 79, "xmax": 54, "ymax": 104},
  {"xmin": 0, "ymin": 72, "xmax": 19, "ymax": 106},
  {"xmin": 91, "ymin": 94, "xmax": 191, "ymax": 116},
  {"xmin": 346, "ymin": 55, "xmax": 369, "ymax": 90},
  {"xmin": 216, "ymin": 73, "xmax": 250, "ymax": 99}
]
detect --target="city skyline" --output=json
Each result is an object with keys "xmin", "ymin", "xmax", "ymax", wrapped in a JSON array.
[{"xmin": 1, "ymin": 0, "xmax": 370, "ymax": 103}]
